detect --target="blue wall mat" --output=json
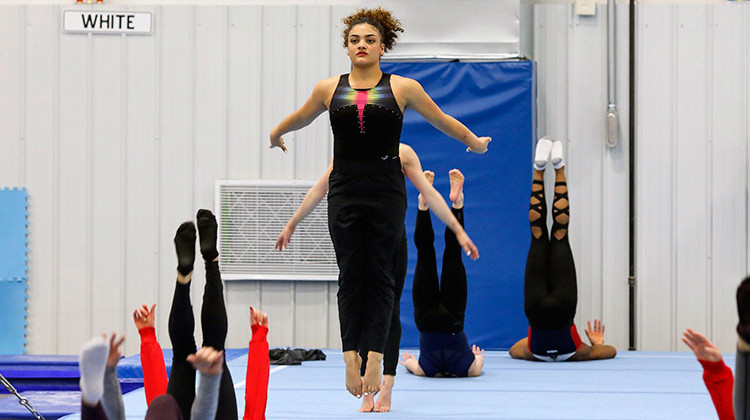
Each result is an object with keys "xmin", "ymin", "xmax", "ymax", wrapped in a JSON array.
[
  {"xmin": 0, "ymin": 187, "xmax": 29, "ymax": 281},
  {"xmin": 0, "ymin": 281, "xmax": 29, "ymax": 355},
  {"xmin": 380, "ymin": 61, "xmax": 535, "ymax": 349}
]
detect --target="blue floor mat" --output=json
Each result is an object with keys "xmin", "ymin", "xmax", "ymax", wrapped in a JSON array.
[{"xmin": 57, "ymin": 350, "xmax": 734, "ymax": 420}]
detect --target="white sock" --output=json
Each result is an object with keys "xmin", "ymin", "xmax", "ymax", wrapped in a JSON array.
[
  {"xmin": 534, "ymin": 136, "xmax": 553, "ymax": 170},
  {"xmin": 550, "ymin": 140, "xmax": 565, "ymax": 169},
  {"xmin": 79, "ymin": 336, "xmax": 109, "ymax": 406}
]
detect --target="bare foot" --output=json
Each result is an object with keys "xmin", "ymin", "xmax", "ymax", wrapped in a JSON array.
[
  {"xmin": 449, "ymin": 169, "xmax": 464, "ymax": 208},
  {"xmin": 362, "ymin": 351, "xmax": 383, "ymax": 396},
  {"xmin": 343, "ymin": 351, "xmax": 363, "ymax": 398},
  {"xmin": 418, "ymin": 170, "xmax": 435, "ymax": 210},
  {"xmin": 360, "ymin": 391, "xmax": 375, "ymax": 412},
  {"xmin": 374, "ymin": 374, "xmax": 394, "ymax": 412}
]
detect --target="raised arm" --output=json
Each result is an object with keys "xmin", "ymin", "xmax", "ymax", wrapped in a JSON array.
[
  {"xmin": 394, "ymin": 76, "xmax": 491, "ymax": 154},
  {"xmin": 275, "ymin": 160, "xmax": 333, "ymax": 251},
  {"xmin": 243, "ymin": 307, "xmax": 270, "ymax": 420},
  {"xmin": 269, "ymin": 77, "xmax": 337, "ymax": 152},
  {"xmin": 400, "ymin": 145, "xmax": 478, "ymax": 260},
  {"xmin": 133, "ymin": 304, "xmax": 168, "ymax": 405}
]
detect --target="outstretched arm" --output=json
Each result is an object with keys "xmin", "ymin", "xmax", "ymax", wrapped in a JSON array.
[
  {"xmin": 400, "ymin": 145, "xmax": 478, "ymax": 260},
  {"xmin": 275, "ymin": 161, "xmax": 333, "ymax": 251},
  {"xmin": 269, "ymin": 78, "xmax": 336, "ymax": 152},
  {"xmin": 396, "ymin": 77, "xmax": 491, "ymax": 154},
  {"xmin": 683, "ymin": 328, "xmax": 735, "ymax": 420},
  {"xmin": 243, "ymin": 307, "xmax": 270, "ymax": 420},
  {"xmin": 398, "ymin": 350, "xmax": 425, "ymax": 376},
  {"xmin": 133, "ymin": 304, "xmax": 168, "ymax": 405}
]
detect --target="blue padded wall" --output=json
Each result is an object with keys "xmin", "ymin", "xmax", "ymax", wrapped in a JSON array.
[
  {"xmin": 380, "ymin": 61, "xmax": 535, "ymax": 349},
  {"xmin": 0, "ymin": 187, "xmax": 30, "ymax": 354}
]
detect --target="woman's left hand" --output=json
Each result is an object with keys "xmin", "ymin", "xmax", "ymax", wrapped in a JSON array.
[
  {"xmin": 466, "ymin": 136, "xmax": 492, "ymax": 154},
  {"xmin": 585, "ymin": 319, "xmax": 606, "ymax": 346}
]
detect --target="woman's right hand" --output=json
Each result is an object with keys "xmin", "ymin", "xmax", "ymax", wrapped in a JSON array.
[{"xmin": 269, "ymin": 130, "xmax": 288, "ymax": 153}]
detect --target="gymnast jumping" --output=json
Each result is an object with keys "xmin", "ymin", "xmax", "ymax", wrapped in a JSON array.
[
  {"xmin": 397, "ymin": 169, "xmax": 485, "ymax": 378},
  {"xmin": 269, "ymin": 6, "xmax": 490, "ymax": 397},
  {"xmin": 276, "ymin": 143, "xmax": 479, "ymax": 411},
  {"xmin": 509, "ymin": 138, "xmax": 616, "ymax": 362}
]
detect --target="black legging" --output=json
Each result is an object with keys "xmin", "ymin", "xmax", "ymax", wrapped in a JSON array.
[
  {"xmin": 167, "ymin": 260, "xmax": 237, "ymax": 420},
  {"xmin": 412, "ymin": 208, "xmax": 466, "ymax": 334},
  {"xmin": 360, "ymin": 232, "xmax": 407, "ymax": 376},
  {"xmin": 328, "ymin": 159, "xmax": 407, "ymax": 354},
  {"xmin": 524, "ymin": 179, "xmax": 577, "ymax": 329}
]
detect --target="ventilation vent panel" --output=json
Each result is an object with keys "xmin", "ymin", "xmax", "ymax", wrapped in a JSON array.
[{"xmin": 216, "ymin": 180, "xmax": 337, "ymax": 281}]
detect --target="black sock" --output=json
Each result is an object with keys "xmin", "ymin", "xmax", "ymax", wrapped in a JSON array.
[
  {"xmin": 174, "ymin": 222, "xmax": 196, "ymax": 276},
  {"xmin": 738, "ymin": 276, "xmax": 750, "ymax": 343},
  {"xmin": 197, "ymin": 209, "xmax": 219, "ymax": 262}
]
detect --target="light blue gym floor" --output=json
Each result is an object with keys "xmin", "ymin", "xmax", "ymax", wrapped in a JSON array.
[{"xmin": 61, "ymin": 349, "xmax": 732, "ymax": 420}]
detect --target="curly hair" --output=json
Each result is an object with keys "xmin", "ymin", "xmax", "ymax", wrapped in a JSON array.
[{"xmin": 342, "ymin": 7, "xmax": 404, "ymax": 52}]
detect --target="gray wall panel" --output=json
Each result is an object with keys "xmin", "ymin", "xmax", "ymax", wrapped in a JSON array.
[
  {"xmin": 23, "ymin": 6, "xmax": 59, "ymax": 354},
  {"xmin": 0, "ymin": 6, "xmax": 22, "ymax": 186},
  {"xmin": 637, "ymin": 6, "xmax": 677, "ymax": 351}
]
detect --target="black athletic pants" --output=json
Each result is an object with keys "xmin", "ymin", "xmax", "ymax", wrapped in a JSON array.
[
  {"xmin": 524, "ymin": 180, "xmax": 577, "ymax": 329},
  {"xmin": 328, "ymin": 160, "xmax": 407, "ymax": 354},
  {"xmin": 412, "ymin": 208, "xmax": 467, "ymax": 334},
  {"xmin": 167, "ymin": 260, "xmax": 237, "ymax": 420},
  {"xmin": 360, "ymin": 232, "xmax": 407, "ymax": 376}
]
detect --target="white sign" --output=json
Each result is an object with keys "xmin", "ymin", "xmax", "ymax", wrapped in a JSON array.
[{"xmin": 63, "ymin": 11, "xmax": 152, "ymax": 35}]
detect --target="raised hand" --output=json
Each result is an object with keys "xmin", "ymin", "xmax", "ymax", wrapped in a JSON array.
[
  {"xmin": 472, "ymin": 344, "xmax": 484, "ymax": 359},
  {"xmin": 132, "ymin": 304, "xmax": 156, "ymax": 330},
  {"xmin": 275, "ymin": 225, "xmax": 295, "ymax": 251},
  {"xmin": 398, "ymin": 350, "xmax": 416, "ymax": 366},
  {"xmin": 585, "ymin": 319, "xmax": 606, "ymax": 346},
  {"xmin": 682, "ymin": 328, "xmax": 722, "ymax": 362},
  {"xmin": 106, "ymin": 333, "xmax": 125, "ymax": 368},
  {"xmin": 249, "ymin": 306, "xmax": 269, "ymax": 328},
  {"xmin": 187, "ymin": 347, "xmax": 224, "ymax": 375}
]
